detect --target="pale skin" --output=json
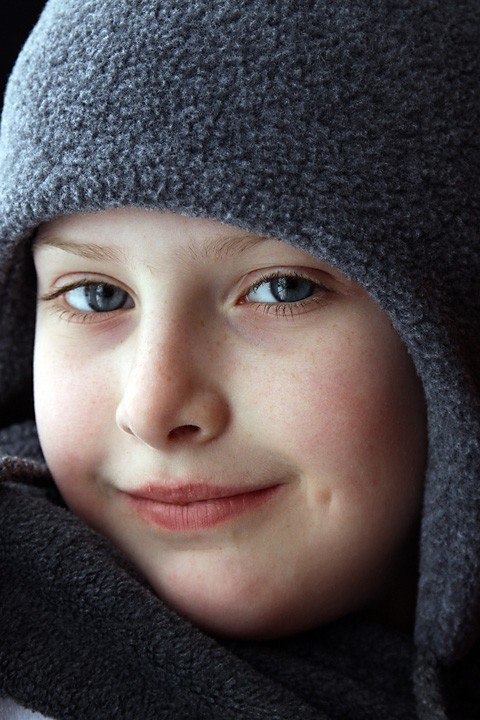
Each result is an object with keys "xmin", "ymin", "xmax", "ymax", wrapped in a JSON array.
[{"xmin": 33, "ymin": 208, "xmax": 427, "ymax": 639}]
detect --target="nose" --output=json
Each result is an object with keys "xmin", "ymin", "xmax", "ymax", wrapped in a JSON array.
[{"xmin": 115, "ymin": 319, "xmax": 230, "ymax": 450}]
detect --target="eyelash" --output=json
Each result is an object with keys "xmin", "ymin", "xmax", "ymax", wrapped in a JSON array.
[
  {"xmin": 38, "ymin": 271, "xmax": 329, "ymax": 324},
  {"xmin": 240, "ymin": 270, "xmax": 328, "ymax": 317},
  {"xmin": 38, "ymin": 280, "xmax": 125, "ymax": 325}
]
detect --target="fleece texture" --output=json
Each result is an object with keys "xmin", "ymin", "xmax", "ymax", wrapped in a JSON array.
[
  {"xmin": 0, "ymin": 455, "xmax": 422, "ymax": 720},
  {"xmin": 0, "ymin": 1, "xmax": 479, "ymax": 718}
]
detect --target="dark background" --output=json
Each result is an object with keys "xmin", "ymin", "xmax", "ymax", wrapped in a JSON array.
[
  {"xmin": 0, "ymin": 2, "xmax": 47, "ymax": 101},
  {"xmin": 0, "ymin": 2, "xmax": 46, "ymax": 426}
]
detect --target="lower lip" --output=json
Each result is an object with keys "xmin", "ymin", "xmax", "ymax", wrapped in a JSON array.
[{"xmin": 123, "ymin": 485, "xmax": 280, "ymax": 531}]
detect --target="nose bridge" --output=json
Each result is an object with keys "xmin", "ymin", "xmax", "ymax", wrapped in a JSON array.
[
  {"xmin": 123, "ymin": 313, "xmax": 200, "ymax": 418},
  {"xmin": 136, "ymin": 315, "xmax": 189, "ymax": 393},
  {"xmin": 116, "ymin": 311, "xmax": 229, "ymax": 448}
]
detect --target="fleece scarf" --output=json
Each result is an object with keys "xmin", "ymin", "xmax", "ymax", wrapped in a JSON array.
[
  {"xmin": 0, "ymin": 448, "xmax": 419, "ymax": 720},
  {"xmin": 0, "ymin": 428, "xmax": 478, "ymax": 719}
]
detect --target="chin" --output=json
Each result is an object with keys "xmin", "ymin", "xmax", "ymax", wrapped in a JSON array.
[
  {"xmin": 175, "ymin": 601, "xmax": 293, "ymax": 641},
  {"xmin": 147, "ymin": 569, "xmax": 297, "ymax": 640},
  {"xmin": 158, "ymin": 576, "xmax": 329, "ymax": 641}
]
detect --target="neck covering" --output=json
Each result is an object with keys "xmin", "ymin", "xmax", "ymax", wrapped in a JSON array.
[{"xmin": 0, "ymin": 1, "xmax": 479, "ymax": 718}]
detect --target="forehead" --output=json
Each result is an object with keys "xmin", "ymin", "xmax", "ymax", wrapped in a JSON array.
[
  {"xmin": 34, "ymin": 207, "xmax": 271, "ymax": 257},
  {"xmin": 33, "ymin": 208, "xmax": 358, "ymax": 289}
]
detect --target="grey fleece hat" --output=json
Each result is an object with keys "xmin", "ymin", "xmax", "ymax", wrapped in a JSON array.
[{"xmin": 0, "ymin": 0, "xmax": 479, "ymax": 667}]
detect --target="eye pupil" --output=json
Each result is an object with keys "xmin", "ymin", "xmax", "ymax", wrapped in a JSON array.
[
  {"xmin": 270, "ymin": 277, "xmax": 314, "ymax": 302},
  {"xmin": 86, "ymin": 283, "xmax": 127, "ymax": 312}
]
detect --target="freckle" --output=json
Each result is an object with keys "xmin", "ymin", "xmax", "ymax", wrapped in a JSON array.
[
  {"xmin": 223, "ymin": 334, "xmax": 228, "ymax": 342},
  {"xmin": 200, "ymin": 320, "xmax": 205, "ymax": 328}
]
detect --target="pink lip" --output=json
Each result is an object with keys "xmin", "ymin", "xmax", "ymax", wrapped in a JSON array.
[{"xmin": 121, "ymin": 482, "xmax": 281, "ymax": 531}]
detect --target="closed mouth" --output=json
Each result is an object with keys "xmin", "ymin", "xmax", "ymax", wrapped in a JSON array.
[{"xmin": 121, "ymin": 482, "xmax": 282, "ymax": 531}]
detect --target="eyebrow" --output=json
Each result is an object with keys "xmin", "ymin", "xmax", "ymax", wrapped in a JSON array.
[
  {"xmin": 33, "ymin": 237, "xmax": 128, "ymax": 263},
  {"xmin": 33, "ymin": 232, "xmax": 269, "ymax": 263},
  {"xmin": 189, "ymin": 233, "xmax": 269, "ymax": 260}
]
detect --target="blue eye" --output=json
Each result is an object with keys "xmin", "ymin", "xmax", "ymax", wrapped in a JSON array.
[
  {"xmin": 247, "ymin": 275, "xmax": 316, "ymax": 304},
  {"xmin": 65, "ymin": 283, "xmax": 133, "ymax": 313}
]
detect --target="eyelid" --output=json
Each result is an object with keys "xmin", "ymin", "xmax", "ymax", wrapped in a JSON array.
[
  {"xmin": 38, "ymin": 279, "xmax": 96, "ymax": 303},
  {"xmin": 37, "ymin": 277, "xmax": 135, "ymax": 304},
  {"xmin": 37, "ymin": 277, "xmax": 136, "ymax": 325},
  {"xmin": 238, "ymin": 267, "xmax": 331, "ymax": 301}
]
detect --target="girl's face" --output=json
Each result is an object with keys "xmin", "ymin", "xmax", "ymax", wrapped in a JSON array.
[{"xmin": 33, "ymin": 208, "xmax": 427, "ymax": 639}]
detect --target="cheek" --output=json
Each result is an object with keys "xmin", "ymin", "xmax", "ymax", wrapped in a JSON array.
[
  {"xmin": 241, "ymin": 315, "xmax": 426, "ymax": 501},
  {"xmin": 33, "ymin": 337, "xmax": 115, "ymax": 501}
]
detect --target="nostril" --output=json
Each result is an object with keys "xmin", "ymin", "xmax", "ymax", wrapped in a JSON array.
[{"xmin": 168, "ymin": 425, "xmax": 201, "ymax": 441}]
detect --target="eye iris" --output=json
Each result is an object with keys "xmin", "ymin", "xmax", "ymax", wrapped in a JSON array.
[
  {"xmin": 270, "ymin": 277, "xmax": 314, "ymax": 302},
  {"xmin": 85, "ymin": 284, "xmax": 126, "ymax": 312}
]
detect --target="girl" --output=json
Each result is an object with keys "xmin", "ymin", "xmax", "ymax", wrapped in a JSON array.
[{"xmin": 0, "ymin": 1, "xmax": 479, "ymax": 717}]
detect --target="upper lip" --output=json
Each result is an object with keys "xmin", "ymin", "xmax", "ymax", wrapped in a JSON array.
[{"xmin": 122, "ymin": 481, "xmax": 278, "ymax": 504}]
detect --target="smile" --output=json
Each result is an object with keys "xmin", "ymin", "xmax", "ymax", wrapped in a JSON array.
[{"xmin": 121, "ymin": 482, "xmax": 282, "ymax": 531}]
